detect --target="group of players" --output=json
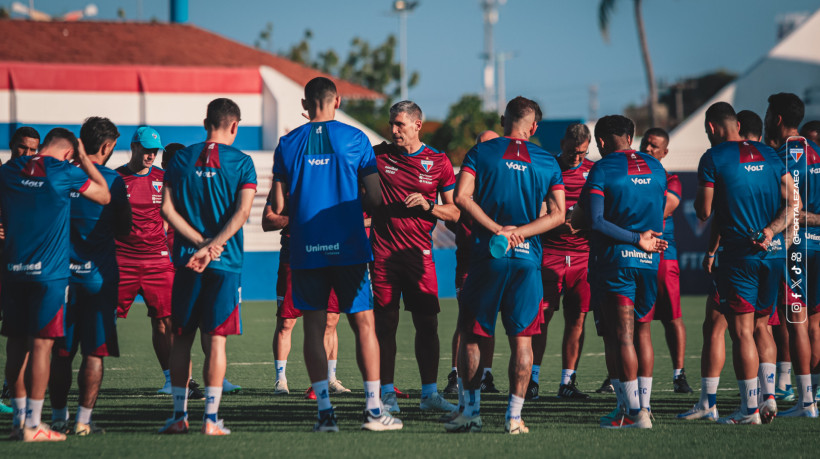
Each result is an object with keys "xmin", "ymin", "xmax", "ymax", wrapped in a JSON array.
[{"xmin": 2, "ymin": 76, "xmax": 820, "ymax": 440}]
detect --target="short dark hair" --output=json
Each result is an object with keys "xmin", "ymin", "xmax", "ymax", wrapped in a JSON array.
[
  {"xmin": 736, "ymin": 110, "xmax": 763, "ymax": 139},
  {"xmin": 304, "ymin": 77, "xmax": 338, "ymax": 113},
  {"xmin": 800, "ymin": 120, "xmax": 820, "ymax": 137},
  {"xmin": 767, "ymin": 93, "xmax": 804, "ymax": 129},
  {"xmin": 389, "ymin": 100, "xmax": 423, "ymax": 121},
  {"xmin": 162, "ymin": 142, "xmax": 185, "ymax": 168},
  {"xmin": 704, "ymin": 102, "xmax": 737, "ymax": 126},
  {"xmin": 594, "ymin": 115, "xmax": 635, "ymax": 141},
  {"xmin": 9, "ymin": 126, "xmax": 40, "ymax": 149},
  {"xmin": 42, "ymin": 127, "xmax": 79, "ymax": 152},
  {"xmin": 642, "ymin": 127, "xmax": 669, "ymax": 143},
  {"xmin": 562, "ymin": 123, "xmax": 591, "ymax": 147},
  {"xmin": 80, "ymin": 117, "xmax": 119, "ymax": 155},
  {"xmin": 205, "ymin": 98, "xmax": 241, "ymax": 131},
  {"xmin": 504, "ymin": 96, "xmax": 542, "ymax": 125}
]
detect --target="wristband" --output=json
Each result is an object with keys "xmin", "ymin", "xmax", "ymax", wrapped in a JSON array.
[{"xmin": 426, "ymin": 200, "xmax": 435, "ymax": 214}]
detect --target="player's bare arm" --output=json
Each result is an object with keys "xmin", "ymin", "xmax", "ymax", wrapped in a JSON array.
[
  {"xmin": 262, "ymin": 189, "xmax": 288, "ymax": 232},
  {"xmin": 694, "ymin": 185, "xmax": 714, "ymax": 222},
  {"xmin": 799, "ymin": 209, "xmax": 820, "ymax": 227},
  {"xmin": 511, "ymin": 188, "xmax": 567, "ymax": 241},
  {"xmin": 753, "ymin": 172, "xmax": 798, "ymax": 251},
  {"xmin": 161, "ymin": 183, "xmax": 205, "ymax": 246},
  {"xmin": 205, "ymin": 187, "xmax": 256, "ymax": 253},
  {"xmin": 454, "ymin": 168, "xmax": 502, "ymax": 234},
  {"xmin": 76, "ymin": 139, "xmax": 111, "ymax": 205},
  {"xmin": 702, "ymin": 222, "xmax": 721, "ymax": 274},
  {"xmin": 360, "ymin": 171, "xmax": 383, "ymax": 212},
  {"xmin": 403, "ymin": 189, "xmax": 460, "ymax": 222},
  {"xmin": 664, "ymin": 192, "xmax": 680, "ymax": 219}
]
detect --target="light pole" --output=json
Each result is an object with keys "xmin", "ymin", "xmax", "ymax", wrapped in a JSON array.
[
  {"xmin": 393, "ymin": 1, "xmax": 419, "ymax": 101},
  {"xmin": 496, "ymin": 51, "xmax": 515, "ymax": 115},
  {"xmin": 480, "ymin": 0, "xmax": 506, "ymax": 112}
]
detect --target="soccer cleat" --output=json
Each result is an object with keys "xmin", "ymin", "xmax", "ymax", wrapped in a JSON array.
[
  {"xmin": 775, "ymin": 387, "xmax": 796, "ymax": 402},
  {"xmin": 328, "ymin": 379, "xmax": 352, "ymax": 394},
  {"xmin": 188, "ymin": 379, "xmax": 206, "ymax": 400},
  {"xmin": 381, "ymin": 391, "xmax": 400, "ymax": 413},
  {"xmin": 158, "ymin": 416, "xmax": 189, "ymax": 434},
  {"xmin": 23, "ymin": 424, "xmax": 67, "ymax": 442},
  {"xmin": 202, "ymin": 418, "xmax": 231, "ymax": 435},
  {"xmin": 596, "ymin": 377, "xmax": 615, "ymax": 394},
  {"xmin": 443, "ymin": 370, "xmax": 459, "ymax": 395},
  {"xmin": 676, "ymin": 404, "xmax": 719, "ymax": 421},
  {"xmin": 1, "ymin": 380, "xmax": 9, "ymax": 399},
  {"xmin": 222, "ymin": 379, "xmax": 242, "ymax": 394},
  {"xmin": 505, "ymin": 418, "xmax": 529, "ymax": 434},
  {"xmin": 420, "ymin": 392, "xmax": 457, "ymax": 412},
  {"xmin": 620, "ymin": 409, "xmax": 653, "ymax": 429},
  {"xmin": 157, "ymin": 381, "xmax": 172, "ymax": 395},
  {"xmin": 778, "ymin": 403, "xmax": 819, "ymax": 418},
  {"xmin": 480, "ymin": 372, "xmax": 500, "ymax": 393},
  {"xmin": 314, "ymin": 410, "xmax": 339, "ymax": 432},
  {"xmin": 361, "ymin": 409, "xmax": 403, "ymax": 431},
  {"xmin": 75, "ymin": 422, "xmax": 105, "ymax": 436},
  {"xmin": 50, "ymin": 419, "xmax": 71, "ymax": 434},
  {"xmin": 0, "ymin": 402, "xmax": 11, "ymax": 414},
  {"xmin": 444, "ymin": 413, "xmax": 482, "ymax": 433},
  {"xmin": 525, "ymin": 379, "xmax": 540, "ymax": 400},
  {"xmin": 557, "ymin": 374, "xmax": 590, "ymax": 399},
  {"xmin": 438, "ymin": 409, "xmax": 461, "ymax": 423},
  {"xmin": 394, "ymin": 387, "xmax": 410, "ymax": 399},
  {"xmin": 9, "ymin": 426, "xmax": 22, "ymax": 441},
  {"xmin": 599, "ymin": 406, "xmax": 624, "ymax": 427},
  {"xmin": 673, "ymin": 369, "xmax": 694, "ymax": 394},
  {"xmin": 304, "ymin": 387, "xmax": 317, "ymax": 400},
  {"xmin": 273, "ymin": 379, "xmax": 289, "ymax": 395},
  {"xmin": 759, "ymin": 397, "xmax": 777, "ymax": 424},
  {"xmin": 717, "ymin": 408, "xmax": 761, "ymax": 425}
]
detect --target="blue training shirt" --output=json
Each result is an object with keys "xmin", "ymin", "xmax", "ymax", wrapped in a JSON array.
[
  {"xmin": 273, "ymin": 120, "xmax": 377, "ymax": 270},
  {"xmin": 698, "ymin": 140, "xmax": 786, "ymax": 261},
  {"xmin": 164, "ymin": 141, "xmax": 258, "ymax": 273},
  {"xmin": 0, "ymin": 155, "xmax": 90, "ymax": 281},
  {"xmin": 461, "ymin": 136, "xmax": 564, "ymax": 266},
  {"xmin": 70, "ymin": 164, "xmax": 128, "ymax": 285},
  {"xmin": 582, "ymin": 150, "xmax": 667, "ymax": 271}
]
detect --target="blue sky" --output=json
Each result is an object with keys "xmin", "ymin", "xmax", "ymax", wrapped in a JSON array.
[{"xmin": 21, "ymin": 0, "xmax": 820, "ymax": 119}]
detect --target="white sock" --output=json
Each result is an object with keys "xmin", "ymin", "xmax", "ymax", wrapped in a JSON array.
[
  {"xmin": 698, "ymin": 377, "xmax": 719, "ymax": 409},
  {"xmin": 204, "ymin": 386, "xmax": 222, "ymax": 421},
  {"xmin": 457, "ymin": 377, "xmax": 465, "ymax": 409},
  {"xmin": 421, "ymin": 383, "xmax": 437, "ymax": 399},
  {"xmin": 758, "ymin": 362, "xmax": 776, "ymax": 398},
  {"xmin": 776, "ymin": 361, "xmax": 792, "ymax": 390},
  {"xmin": 328, "ymin": 359, "xmax": 337, "ymax": 383},
  {"xmin": 313, "ymin": 380, "xmax": 332, "ymax": 412},
  {"xmin": 506, "ymin": 394, "xmax": 524, "ymax": 420},
  {"xmin": 463, "ymin": 389, "xmax": 481, "ymax": 417},
  {"xmin": 739, "ymin": 378, "xmax": 759, "ymax": 414},
  {"xmin": 51, "ymin": 406, "xmax": 69, "ymax": 422},
  {"xmin": 364, "ymin": 380, "xmax": 380, "ymax": 413},
  {"xmin": 12, "ymin": 397, "xmax": 26, "ymax": 428},
  {"xmin": 381, "ymin": 383, "xmax": 394, "ymax": 395},
  {"xmin": 623, "ymin": 379, "xmax": 640, "ymax": 415},
  {"xmin": 531, "ymin": 365, "xmax": 541, "ymax": 384},
  {"xmin": 611, "ymin": 379, "xmax": 623, "ymax": 409},
  {"xmin": 673, "ymin": 368, "xmax": 683, "ymax": 379},
  {"xmin": 275, "ymin": 360, "xmax": 287, "ymax": 381},
  {"xmin": 163, "ymin": 369, "xmax": 171, "ymax": 384},
  {"xmin": 638, "ymin": 376, "xmax": 652, "ymax": 410},
  {"xmin": 172, "ymin": 386, "xmax": 188, "ymax": 418},
  {"xmin": 796, "ymin": 374, "xmax": 813, "ymax": 407},
  {"xmin": 560, "ymin": 369, "xmax": 575, "ymax": 386},
  {"xmin": 76, "ymin": 406, "xmax": 92, "ymax": 425},
  {"xmin": 25, "ymin": 398, "xmax": 44, "ymax": 428}
]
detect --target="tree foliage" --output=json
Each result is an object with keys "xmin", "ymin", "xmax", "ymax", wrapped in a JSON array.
[{"xmin": 425, "ymin": 94, "xmax": 502, "ymax": 166}]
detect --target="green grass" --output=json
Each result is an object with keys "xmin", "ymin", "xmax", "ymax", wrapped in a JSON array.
[{"xmin": 2, "ymin": 296, "xmax": 816, "ymax": 457}]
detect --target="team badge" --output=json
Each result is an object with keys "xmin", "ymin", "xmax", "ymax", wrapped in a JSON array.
[
  {"xmin": 152, "ymin": 181, "xmax": 163, "ymax": 193},
  {"xmin": 790, "ymin": 147, "xmax": 804, "ymax": 163},
  {"xmin": 583, "ymin": 172, "xmax": 589, "ymax": 179},
  {"xmin": 421, "ymin": 159, "xmax": 434, "ymax": 173}
]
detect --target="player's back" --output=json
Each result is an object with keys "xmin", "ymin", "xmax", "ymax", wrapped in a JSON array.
[
  {"xmin": 698, "ymin": 140, "xmax": 785, "ymax": 259},
  {"xmin": 165, "ymin": 141, "xmax": 257, "ymax": 273},
  {"xmin": 273, "ymin": 120, "xmax": 375, "ymax": 270},
  {"xmin": 0, "ymin": 155, "xmax": 90, "ymax": 281}
]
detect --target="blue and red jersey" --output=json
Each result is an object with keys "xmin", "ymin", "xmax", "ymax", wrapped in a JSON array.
[
  {"xmin": 165, "ymin": 141, "xmax": 258, "ymax": 273},
  {"xmin": 582, "ymin": 150, "xmax": 667, "ymax": 271},
  {"xmin": 662, "ymin": 172, "xmax": 682, "ymax": 260},
  {"xmin": 780, "ymin": 137, "xmax": 820, "ymax": 252},
  {"xmin": 698, "ymin": 140, "xmax": 786, "ymax": 261},
  {"xmin": 461, "ymin": 136, "xmax": 563, "ymax": 266},
  {"xmin": 0, "ymin": 155, "xmax": 90, "ymax": 281},
  {"xmin": 273, "ymin": 120, "xmax": 377, "ymax": 270},
  {"xmin": 541, "ymin": 157, "xmax": 594, "ymax": 255}
]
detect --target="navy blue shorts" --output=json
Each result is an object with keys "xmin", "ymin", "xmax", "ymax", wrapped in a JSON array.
[
  {"xmin": 292, "ymin": 263, "xmax": 372, "ymax": 314},
  {"xmin": 590, "ymin": 268, "xmax": 658, "ymax": 336},
  {"xmin": 59, "ymin": 280, "xmax": 119, "ymax": 357},
  {"xmin": 716, "ymin": 258, "xmax": 782, "ymax": 316},
  {"xmin": 0, "ymin": 279, "xmax": 68, "ymax": 338},
  {"xmin": 172, "ymin": 268, "xmax": 242, "ymax": 336}
]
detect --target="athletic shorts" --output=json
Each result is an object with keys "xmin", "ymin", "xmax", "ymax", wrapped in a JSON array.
[
  {"xmin": 540, "ymin": 252, "xmax": 590, "ymax": 313},
  {"xmin": 276, "ymin": 260, "xmax": 339, "ymax": 319},
  {"xmin": 716, "ymin": 258, "xmax": 782, "ymax": 316},
  {"xmin": 292, "ymin": 264, "xmax": 372, "ymax": 315},
  {"xmin": 0, "ymin": 279, "xmax": 68, "ymax": 339},
  {"xmin": 58, "ymin": 281, "xmax": 119, "ymax": 357},
  {"xmin": 172, "ymin": 268, "xmax": 241, "ymax": 336},
  {"xmin": 371, "ymin": 255, "xmax": 440, "ymax": 314},
  {"xmin": 117, "ymin": 262, "xmax": 174, "ymax": 319},
  {"xmin": 784, "ymin": 250, "xmax": 820, "ymax": 314},
  {"xmin": 646, "ymin": 258, "xmax": 682, "ymax": 321},
  {"xmin": 459, "ymin": 257, "xmax": 543, "ymax": 337},
  {"xmin": 590, "ymin": 268, "xmax": 657, "ymax": 336},
  {"xmin": 455, "ymin": 269, "xmax": 469, "ymax": 299}
]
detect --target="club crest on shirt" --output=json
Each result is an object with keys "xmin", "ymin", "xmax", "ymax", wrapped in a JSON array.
[
  {"xmin": 790, "ymin": 147, "xmax": 804, "ymax": 163},
  {"xmin": 583, "ymin": 172, "xmax": 589, "ymax": 179},
  {"xmin": 421, "ymin": 159, "xmax": 434, "ymax": 173},
  {"xmin": 152, "ymin": 181, "xmax": 163, "ymax": 193}
]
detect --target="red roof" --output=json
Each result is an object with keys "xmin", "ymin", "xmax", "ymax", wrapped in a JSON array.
[{"xmin": 0, "ymin": 20, "xmax": 383, "ymax": 100}]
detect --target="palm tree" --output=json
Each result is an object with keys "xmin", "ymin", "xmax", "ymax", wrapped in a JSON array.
[{"xmin": 599, "ymin": 0, "xmax": 658, "ymax": 127}]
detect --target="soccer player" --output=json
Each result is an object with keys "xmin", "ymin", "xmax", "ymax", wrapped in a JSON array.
[
  {"xmin": 529, "ymin": 123, "xmax": 594, "ymax": 400},
  {"xmin": 582, "ymin": 115, "xmax": 667, "ymax": 429},
  {"xmin": 764, "ymin": 92, "xmax": 819, "ymax": 417},
  {"xmin": 1, "ymin": 128, "xmax": 111, "ymax": 442},
  {"xmin": 371, "ymin": 101, "xmax": 459, "ymax": 414},
  {"xmin": 159, "ymin": 98, "xmax": 257, "ymax": 435},
  {"xmin": 48, "ymin": 117, "xmax": 131, "ymax": 435},
  {"xmin": 639, "ymin": 127, "xmax": 692, "ymax": 394},
  {"xmin": 695, "ymin": 101, "xmax": 792, "ymax": 425},
  {"xmin": 801, "ymin": 120, "xmax": 820, "ymax": 145},
  {"xmin": 738, "ymin": 110, "xmax": 763, "ymax": 142},
  {"xmin": 446, "ymin": 96, "xmax": 565, "ymax": 434},
  {"xmin": 8, "ymin": 126, "xmax": 40, "ymax": 159},
  {"xmin": 271, "ymin": 77, "xmax": 400, "ymax": 431}
]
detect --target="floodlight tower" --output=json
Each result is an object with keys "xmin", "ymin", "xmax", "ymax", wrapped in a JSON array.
[
  {"xmin": 481, "ymin": 0, "xmax": 505, "ymax": 112},
  {"xmin": 393, "ymin": 1, "xmax": 419, "ymax": 101}
]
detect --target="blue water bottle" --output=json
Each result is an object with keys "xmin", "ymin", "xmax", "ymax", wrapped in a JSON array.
[{"xmin": 489, "ymin": 234, "xmax": 509, "ymax": 258}]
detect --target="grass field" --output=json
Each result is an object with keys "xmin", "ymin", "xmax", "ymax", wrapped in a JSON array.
[{"xmin": 2, "ymin": 296, "xmax": 817, "ymax": 457}]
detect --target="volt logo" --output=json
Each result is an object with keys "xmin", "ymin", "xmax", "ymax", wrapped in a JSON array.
[
  {"xmin": 196, "ymin": 171, "xmax": 217, "ymax": 178},
  {"xmin": 745, "ymin": 165, "xmax": 764, "ymax": 172},
  {"xmin": 21, "ymin": 179, "xmax": 43, "ymax": 188},
  {"xmin": 506, "ymin": 161, "xmax": 527, "ymax": 172},
  {"xmin": 631, "ymin": 177, "xmax": 651, "ymax": 185},
  {"xmin": 308, "ymin": 158, "xmax": 330, "ymax": 166}
]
